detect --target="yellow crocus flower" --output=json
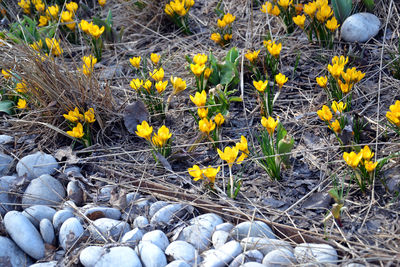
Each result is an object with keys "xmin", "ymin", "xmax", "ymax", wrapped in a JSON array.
[
  {"xmin": 190, "ymin": 64, "xmax": 206, "ymax": 77},
  {"xmin": 327, "ymin": 63, "xmax": 344, "ymax": 79},
  {"xmin": 170, "ymin": 76, "xmax": 187, "ymax": 95},
  {"xmin": 46, "ymin": 5, "xmax": 59, "ymax": 19},
  {"xmin": 338, "ymin": 80, "xmax": 352, "ymax": 94},
  {"xmin": 275, "ymin": 73, "xmax": 288, "ymax": 88},
  {"xmin": 326, "ymin": 17, "xmax": 340, "ymax": 31},
  {"xmin": 217, "ymin": 19, "xmax": 227, "ymax": 28},
  {"xmin": 316, "ymin": 4, "xmax": 333, "ymax": 22},
  {"xmin": 293, "ymin": 14, "xmax": 306, "ymax": 29},
  {"xmin": 66, "ymin": 2, "xmax": 78, "ymax": 13},
  {"xmin": 149, "ymin": 68, "xmax": 165, "ymax": 82},
  {"xmin": 261, "ymin": 116, "xmax": 279, "ymax": 135},
  {"xmin": 332, "ymin": 56, "xmax": 348, "ymax": 67},
  {"xmin": 135, "ymin": 121, "xmax": 153, "ymax": 141},
  {"xmin": 267, "ymin": 41, "xmax": 282, "ymax": 58},
  {"xmin": 214, "ymin": 113, "xmax": 225, "ymax": 126},
  {"xmin": 88, "ymin": 24, "xmax": 105, "ymax": 39},
  {"xmin": 331, "ymin": 101, "xmax": 346, "ymax": 114},
  {"xmin": 361, "ymin": 145, "xmax": 374, "ymax": 161},
  {"xmin": 190, "ymin": 90, "xmax": 207, "ymax": 107},
  {"xmin": 277, "ymin": 0, "xmax": 293, "ymax": 9},
  {"xmin": 217, "ymin": 146, "xmax": 239, "ymax": 167},
  {"xmin": 204, "ymin": 68, "xmax": 212, "ymax": 79},
  {"xmin": 130, "ymin": 56, "xmax": 141, "ymax": 68},
  {"xmin": 245, "ymin": 50, "xmax": 260, "ymax": 63},
  {"xmin": 63, "ymin": 107, "xmax": 84, "ymax": 123},
  {"xmin": 330, "ymin": 119, "xmax": 341, "ymax": 133},
  {"xmin": 155, "ymin": 81, "xmax": 168, "ymax": 94},
  {"xmin": 98, "ymin": 0, "xmax": 106, "ymax": 7},
  {"xmin": 260, "ymin": 2, "xmax": 273, "ymax": 14},
  {"xmin": 364, "ymin": 161, "xmax": 378, "ymax": 172},
  {"xmin": 197, "ymin": 108, "xmax": 208, "ymax": 119},
  {"xmin": 156, "ymin": 125, "xmax": 172, "ymax": 145},
  {"xmin": 199, "ymin": 118, "xmax": 215, "ymax": 135},
  {"xmin": 67, "ymin": 123, "xmax": 84, "ymax": 138},
  {"xmin": 150, "ymin": 53, "xmax": 160, "ymax": 65},
  {"xmin": 38, "ymin": 16, "xmax": 48, "ymax": 27},
  {"xmin": 1, "ymin": 69, "xmax": 11, "ymax": 79},
  {"xmin": 316, "ymin": 76, "xmax": 328, "ymax": 87},
  {"xmin": 210, "ymin": 33, "xmax": 222, "ymax": 44},
  {"xmin": 45, "ymin": 38, "xmax": 63, "ymax": 56},
  {"xmin": 193, "ymin": 54, "xmax": 207, "ymax": 65},
  {"xmin": 304, "ymin": 1, "xmax": 317, "ymax": 18},
  {"xmin": 270, "ymin": 5, "xmax": 281, "ymax": 16},
  {"xmin": 188, "ymin": 165, "xmax": 203, "ymax": 181},
  {"xmin": 343, "ymin": 151, "xmax": 363, "ymax": 168},
  {"xmin": 222, "ymin": 13, "xmax": 235, "ymax": 25},
  {"xmin": 130, "ymin": 79, "xmax": 143, "ymax": 90},
  {"xmin": 143, "ymin": 80, "xmax": 152, "ymax": 92},
  {"xmin": 84, "ymin": 108, "xmax": 96, "ymax": 123},
  {"xmin": 236, "ymin": 135, "xmax": 249, "ymax": 154},
  {"xmin": 317, "ymin": 105, "xmax": 333, "ymax": 122},
  {"xmin": 17, "ymin": 99, "xmax": 27, "ymax": 109},
  {"xmin": 202, "ymin": 166, "xmax": 220, "ymax": 184},
  {"xmin": 253, "ymin": 80, "xmax": 268, "ymax": 93}
]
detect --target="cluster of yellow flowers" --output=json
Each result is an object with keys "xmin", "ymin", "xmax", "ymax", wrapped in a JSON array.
[
  {"xmin": 343, "ymin": 145, "xmax": 378, "ymax": 172},
  {"xmin": 136, "ymin": 121, "xmax": 172, "ymax": 150},
  {"xmin": 263, "ymin": 40, "xmax": 282, "ymax": 59},
  {"xmin": 261, "ymin": 116, "xmax": 279, "ymax": 135},
  {"xmin": 292, "ymin": 0, "xmax": 339, "ymax": 31},
  {"xmin": 79, "ymin": 55, "xmax": 97, "ymax": 76},
  {"xmin": 28, "ymin": 38, "xmax": 62, "ymax": 57},
  {"xmin": 130, "ymin": 67, "xmax": 167, "ymax": 94},
  {"xmin": 190, "ymin": 54, "xmax": 212, "ymax": 79},
  {"xmin": 188, "ymin": 165, "xmax": 220, "ymax": 187},
  {"xmin": 165, "ymin": 0, "xmax": 194, "ymax": 17},
  {"xmin": 261, "ymin": 0, "xmax": 303, "ymax": 34},
  {"xmin": 63, "ymin": 107, "xmax": 95, "ymax": 139},
  {"xmin": 79, "ymin": 20, "xmax": 105, "ymax": 39},
  {"xmin": 2, "ymin": 70, "xmax": 27, "ymax": 109},
  {"xmin": 210, "ymin": 13, "xmax": 235, "ymax": 47},
  {"xmin": 386, "ymin": 100, "xmax": 400, "ymax": 128},
  {"xmin": 317, "ymin": 101, "xmax": 347, "ymax": 134}
]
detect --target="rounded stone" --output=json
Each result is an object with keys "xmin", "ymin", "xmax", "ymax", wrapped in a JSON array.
[
  {"xmin": 294, "ymin": 243, "xmax": 338, "ymax": 265},
  {"xmin": 29, "ymin": 261, "xmax": 58, "ymax": 267},
  {"xmin": 0, "ymin": 153, "xmax": 13, "ymax": 176},
  {"xmin": 133, "ymin": 215, "xmax": 149, "ymax": 229},
  {"xmin": 4, "ymin": 211, "xmax": 45, "ymax": 260},
  {"xmin": 22, "ymin": 205, "xmax": 56, "ymax": 228},
  {"xmin": 165, "ymin": 260, "xmax": 191, "ymax": 267},
  {"xmin": 80, "ymin": 246, "xmax": 142, "ymax": 267},
  {"xmin": 241, "ymin": 263, "xmax": 266, "ymax": 267},
  {"xmin": 201, "ymin": 240, "xmax": 242, "ymax": 267},
  {"xmin": 137, "ymin": 241, "xmax": 167, "ymax": 267},
  {"xmin": 262, "ymin": 248, "xmax": 297, "ymax": 266},
  {"xmin": 0, "ymin": 236, "xmax": 33, "ymax": 267},
  {"xmin": 231, "ymin": 221, "xmax": 275, "ymax": 240},
  {"xmin": 215, "ymin": 222, "xmax": 234, "ymax": 232},
  {"xmin": 66, "ymin": 180, "xmax": 84, "ymax": 206},
  {"xmin": 16, "ymin": 152, "xmax": 59, "ymax": 180},
  {"xmin": 212, "ymin": 230, "xmax": 230, "ymax": 249},
  {"xmin": 142, "ymin": 230, "xmax": 170, "ymax": 251},
  {"xmin": 176, "ymin": 224, "xmax": 213, "ymax": 252},
  {"xmin": 165, "ymin": 241, "xmax": 198, "ymax": 265},
  {"xmin": 88, "ymin": 218, "xmax": 131, "ymax": 241},
  {"xmin": 229, "ymin": 250, "xmax": 264, "ymax": 267},
  {"xmin": 121, "ymin": 228, "xmax": 144, "ymax": 246},
  {"xmin": 148, "ymin": 201, "xmax": 169, "ymax": 218},
  {"xmin": 39, "ymin": 218, "xmax": 55, "ymax": 245},
  {"xmin": 0, "ymin": 176, "xmax": 16, "ymax": 215},
  {"xmin": 53, "ymin": 209, "xmax": 75, "ymax": 232},
  {"xmin": 83, "ymin": 206, "xmax": 121, "ymax": 220},
  {"xmin": 0, "ymin": 134, "xmax": 13, "ymax": 144},
  {"xmin": 79, "ymin": 246, "xmax": 104, "ymax": 266},
  {"xmin": 59, "ymin": 217, "xmax": 84, "ymax": 250},
  {"xmin": 340, "ymin": 12, "xmax": 381, "ymax": 42},
  {"xmin": 21, "ymin": 174, "xmax": 66, "ymax": 207},
  {"xmin": 240, "ymin": 237, "xmax": 292, "ymax": 256},
  {"xmin": 150, "ymin": 203, "xmax": 191, "ymax": 226}
]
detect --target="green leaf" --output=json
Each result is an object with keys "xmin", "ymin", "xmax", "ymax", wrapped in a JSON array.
[
  {"xmin": 106, "ymin": 10, "xmax": 113, "ymax": 27},
  {"xmin": 219, "ymin": 62, "xmax": 236, "ymax": 85},
  {"xmin": 208, "ymin": 53, "xmax": 220, "ymax": 86},
  {"xmin": 228, "ymin": 96, "xmax": 242, "ymax": 102},
  {"xmin": 331, "ymin": 0, "xmax": 352, "ymax": 24},
  {"xmin": 225, "ymin": 47, "xmax": 239, "ymax": 64},
  {"xmin": 276, "ymin": 122, "xmax": 288, "ymax": 143},
  {"xmin": 0, "ymin": 100, "xmax": 15, "ymax": 115},
  {"xmin": 328, "ymin": 188, "xmax": 341, "ymax": 203},
  {"xmin": 362, "ymin": 0, "xmax": 374, "ymax": 11}
]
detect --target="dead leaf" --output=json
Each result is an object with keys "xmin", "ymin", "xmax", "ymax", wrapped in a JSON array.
[
  {"xmin": 123, "ymin": 101, "xmax": 149, "ymax": 134},
  {"xmin": 54, "ymin": 146, "xmax": 79, "ymax": 164}
]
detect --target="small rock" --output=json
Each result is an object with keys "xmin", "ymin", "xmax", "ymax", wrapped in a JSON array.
[
  {"xmin": 126, "ymin": 192, "xmax": 142, "ymax": 205},
  {"xmin": 150, "ymin": 203, "xmax": 192, "ymax": 226},
  {"xmin": 343, "ymin": 264, "xmax": 366, "ymax": 267},
  {"xmin": 202, "ymin": 241, "xmax": 242, "ymax": 267},
  {"xmin": 294, "ymin": 243, "xmax": 338, "ymax": 265},
  {"xmin": 0, "ymin": 153, "xmax": 13, "ymax": 175},
  {"xmin": 240, "ymin": 237, "xmax": 292, "ymax": 255},
  {"xmin": 176, "ymin": 224, "xmax": 212, "ymax": 252},
  {"xmin": 133, "ymin": 215, "xmax": 149, "ymax": 229},
  {"xmin": 29, "ymin": 261, "xmax": 58, "ymax": 267},
  {"xmin": 80, "ymin": 246, "xmax": 142, "ymax": 267},
  {"xmin": 121, "ymin": 228, "xmax": 144, "ymax": 246},
  {"xmin": 137, "ymin": 241, "xmax": 167, "ymax": 267},
  {"xmin": 16, "ymin": 152, "xmax": 59, "ymax": 180},
  {"xmin": 231, "ymin": 221, "xmax": 275, "ymax": 240},
  {"xmin": 84, "ymin": 206, "xmax": 121, "ymax": 220},
  {"xmin": 61, "ymin": 200, "xmax": 77, "ymax": 212},
  {"xmin": 215, "ymin": 222, "xmax": 234, "ymax": 232},
  {"xmin": 66, "ymin": 180, "xmax": 84, "ymax": 206},
  {"xmin": 229, "ymin": 250, "xmax": 264, "ymax": 267},
  {"xmin": 262, "ymin": 248, "xmax": 296, "ymax": 266},
  {"xmin": 97, "ymin": 186, "xmax": 114, "ymax": 202},
  {"xmin": 188, "ymin": 213, "xmax": 223, "ymax": 232},
  {"xmin": 165, "ymin": 241, "xmax": 198, "ymax": 265},
  {"xmin": 0, "ymin": 134, "xmax": 13, "ymax": 144},
  {"xmin": 384, "ymin": 167, "xmax": 400, "ymax": 193},
  {"xmin": 341, "ymin": 12, "xmax": 381, "ymax": 42},
  {"xmin": 53, "ymin": 209, "xmax": 75, "ymax": 232},
  {"xmin": 0, "ymin": 236, "xmax": 33, "ymax": 267},
  {"xmin": 241, "ymin": 262, "xmax": 265, "ymax": 267},
  {"xmin": 212, "ymin": 230, "xmax": 230, "ymax": 249},
  {"xmin": 22, "ymin": 205, "xmax": 56, "ymax": 228},
  {"xmin": 39, "ymin": 219, "xmax": 55, "ymax": 245},
  {"xmin": 4, "ymin": 211, "xmax": 45, "ymax": 260},
  {"xmin": 88, "ymin": 218, "xmax": 130, "ymax": 241},
  {"xmin": 142, "ymin": 230, "xmax": 170, "ymax": 251},
  {"xmin": 21, "ymin": 174, "xmax": 66, "ymax": 207},
  {"xmin": 59, "ymin": 217, "xmax": 84, "ymax": 250},
  {"xmin": 165, "ymin": 260, "xmax": 191, "ymax": 267},
  {"xmin": 148, "ymin": 201, "xmax": 169, "ymax": 218}
]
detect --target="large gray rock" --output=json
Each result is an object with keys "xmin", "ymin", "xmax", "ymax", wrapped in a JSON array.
[
  {"xmin": 262, "ymin": 248, "xmax": 297, "ymax": 266},
  {"xmin": 39, "ymin": 219, "xmax": 55, "ymax": 245},
  {"xmin": 148, "ymin": 201, "xmax": 169, "ymax": 218},
  {"xmin": 83, "ymin": 206, "xmax": 121, "ymax": 220},
  {"xmin": 341, "ymin": 12, "xmax": 381, "ymax": 42},
  {"xmin": 121, "ymin": 228, "xmax": 144, "ymax": 246},
  {"xmin": 0, "ymin": 134, "xmax": 13, "ymax": 144},
  {"xmin": 150, "ymin": 204, "xmax": 192, "ymax": 226},
  {"xmin": 59, "ymin": 217, "xmax": 84, "ymax": 250},
  {"xmin": 294, "ymin": 243, "xmax": 338, "ymax": 265},
  {"xmin": 0, "ymin": 153, "xmax": 13, "ymax": 175},
  {"xmin": 165, "ymin": 241, "xmax": 198, "ymax": 265},
  {"xmin": 229, "ymin": 250, "xmax": 264, "ymax": 267},
  {"xmin": 137, "ymin": 241, "xmax": 167, "ymax": 267},
  {"xmin": 53, "ymin": 209, "xmax": 75, "ymax": 232},
  {"xmin": 16, "ymin": 152, "xmax": 59, "ymax": 180},
  {"xmin": 21, "ymin": 175, "xmax": 66, "ymax": 207},
  {"xmin": 66, "ymin": 180, "xmax": 84, "ymax": 205},
  {"xmin": 201, "ymin": 241, "xmax": 242, "ymax": 267},
  {"xmin": 212, "ymin": 230, "xmax": 230, "ymax": 249},
  {"xmin": 22, "ymin": 205, "xmax": 56, "ymax": 228},
  {"xmin": 165, "ymin": 261, "xmax": 191, "ymax": 267},
  {"xmin": 230, "ymin": 221, "xmax": 275, "ymax": 240},
  {"xmin": 80, "ymin": 246, "xmax": 142, "ymax": 267},
  {"xmin": 0, "ymin": 236, "xmax": 33, "ymax": 267},
  {"xmin": 142, "ymin": 230, "xmax": 170, "ymax": 251},
  {"xmin": 29, "ymin": 261, "xmax": 57, "ymax": 267},
  {"xmin": 0, "ymin": 176, "xmax": 16, "ymax": 215},
  {"xmin": 240, "ymin": 237, "xmax": 292, "ymax": 256},
  {"xmin": 88, "ymin": 218, "xmax": 130, "ymax": 241},
  {"xmin": 4, "ymin": 211, "xmax": 45, "ymax": 260}
]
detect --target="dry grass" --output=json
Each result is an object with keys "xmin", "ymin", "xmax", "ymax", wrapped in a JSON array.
[{"xmin": 1, "ymin": 0, "xmax": 400, "ymax": 265}]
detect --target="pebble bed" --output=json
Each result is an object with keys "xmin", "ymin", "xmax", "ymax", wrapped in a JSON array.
[{"xmin": 0, "ymin": 135, "xmax": 364, "ymax": 266}]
